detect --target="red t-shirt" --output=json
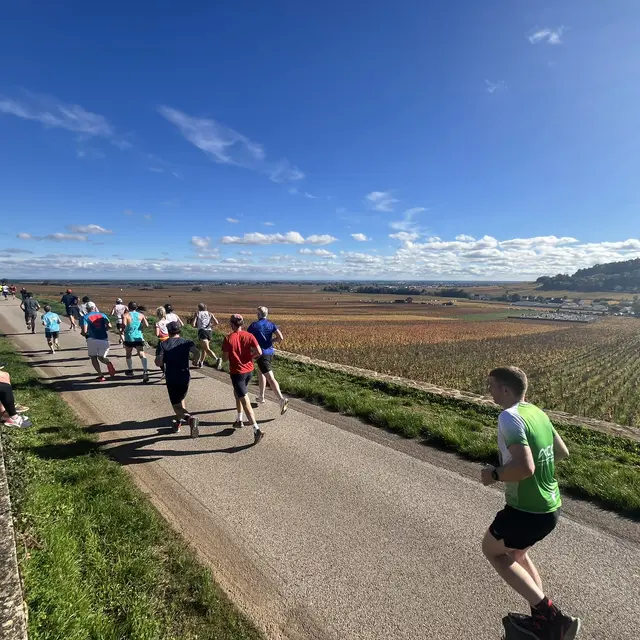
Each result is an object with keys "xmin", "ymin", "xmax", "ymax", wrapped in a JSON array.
[{"xmin": 222, "ymin": 331, "xmax": 259, "ymax": 374}]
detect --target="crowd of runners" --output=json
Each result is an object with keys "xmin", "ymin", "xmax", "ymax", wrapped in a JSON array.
[{"xmin": 0, "ymin": 286, "xmax": 581, "ymax": 639}]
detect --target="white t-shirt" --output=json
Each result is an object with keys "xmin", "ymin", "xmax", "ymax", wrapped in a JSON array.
[
  {"xmin": 113, "ymin": 304, "xmax": 127, "ymax": 321},
  {"xmin": 166, "ymin": 312, "xmax": 181, "ymax": 325},
  {"xmin": 196, "ymin": 311, "xmax": 213, "ymax": 330},
  {"xmin": 156, "ymin": 318, "xmax": 169, "ymax": 339}
]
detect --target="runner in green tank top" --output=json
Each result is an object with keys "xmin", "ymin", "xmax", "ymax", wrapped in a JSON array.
[
  {"xmin": 481, "ymin": 366, "xmax": 581, "ymax": 640},
  {"xmin": 123, "ymin": 301, "xmax": 150, "ymax": 383}
]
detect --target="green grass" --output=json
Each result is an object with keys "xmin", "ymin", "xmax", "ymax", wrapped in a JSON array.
[
  {"xmin": 41, "ymin": 298, "xmax": 640, "ymax": 518},
  {"xmin": 0, "ymin": 337, "xmax": 262, "ymax": 640}
]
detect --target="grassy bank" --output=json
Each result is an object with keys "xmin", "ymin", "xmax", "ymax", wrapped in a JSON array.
[
  {"xmin": 42, "ymin": 298, "xmax": 640, "ymax": 518},
  {"xmin": 0, "ymin": 336, "xmax": 262, "ymax": 640}
]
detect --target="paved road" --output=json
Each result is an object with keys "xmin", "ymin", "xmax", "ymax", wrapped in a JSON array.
[{"xmin": 1, "ymin": 300, "xmax": 638, "ymax": 640}]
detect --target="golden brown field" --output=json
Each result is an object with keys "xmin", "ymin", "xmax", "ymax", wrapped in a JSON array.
[{"xmin": 30, "ymin": 282, "xmax": 640, "ymax": 426}]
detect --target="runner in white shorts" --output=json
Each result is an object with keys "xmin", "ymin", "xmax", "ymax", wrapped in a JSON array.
[{"xmin": 80, "ymin": 302, "xmax": 116, "ymax": 381}]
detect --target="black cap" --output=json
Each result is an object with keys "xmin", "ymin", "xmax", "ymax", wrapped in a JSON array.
[{"xmin": 166, "ymin": 321, "xmax": 181, "ymax": 335}]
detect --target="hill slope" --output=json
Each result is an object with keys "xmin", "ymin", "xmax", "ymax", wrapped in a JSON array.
[{"xmin": 537, "ymin": 258, "xmax": 640, "ymax": 293}]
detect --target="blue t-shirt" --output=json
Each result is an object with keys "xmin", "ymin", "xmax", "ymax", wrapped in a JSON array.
[
  {"xmin": 42, "ymin": 312, "xmax": 61, "ymax": 332},
  {"xmin": 247, "ymin": 318, "xmax": 278, "ymax": 355},
  {"xmin": 81, "ymin": 312, "xmax": 110, "ymax": 340}
]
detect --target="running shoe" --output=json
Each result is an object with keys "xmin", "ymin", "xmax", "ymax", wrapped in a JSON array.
[
  {"xmin": 95, "ymin": 376, "xmax": 106, "ymax": 382},
  {"xmin": 253, "ymin": 426, "xmax": 264, "ymax": 444},
  {"xmin": 255, "ymin": 395, "xmax": 266, "ymax": 405},
  {"xmin": 188, "ymin": 415, "xmax": 200, "ymax": 438},
  {"xmin": 124, "ymin": 369, "xmax": 134, "ymax": 377},
  {"xmin": 107, "ymin": 362, "xmax": 117, "ymax": 378},
  {"xmin": 280, "ymin": 398, "xmax": 289, "ymax": 415},
  {"xmin": 142, "ymin": 374, "xmax": 150, "ymax": 384},
  {"xmin": 232, "ymin": 419, "xmax": 244, "ymax": 429},
  {"xmin": 508, "ymin": 608, "xmax": 581, "ymax": 640},
  {"xmin": 172, "ymin": 419, "xmax": 183, "ymax": 434},
  {"xmin": 216, "ymin": 357, "xmax": 223, "ymax": 371},
  {"xmin": 15, "ymin": 404, "xmax": 29, "ymax": 413},
  {"xmin": 4, "ymin": 414, "xmax": 32, "ymax": 428}
]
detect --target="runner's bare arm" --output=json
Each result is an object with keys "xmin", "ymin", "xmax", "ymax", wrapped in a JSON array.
[
  {"xmin": 191, "ymin": 314, "xmax": 197, "ymax": 328},
  {"xmin": 552, "ymin": 427, "xmax": 570, "ymax": 461},
  {"xmin": 141, "ymin": 314, "xmax": 149, "ymax": 328},
  {"xmin": 211, "ymin": 313, "xmax": 219, "ymax": 326},
  {"xmin": 482, "ymin": 444, "xmax": 535, "ymax": 485},
  {"xmin": 273, "ymin": 329, "xmax": 284, "ymax": 343},
  {"xmin": 251, "ymin": 343, "xmax": 263, "ymax": 360}
]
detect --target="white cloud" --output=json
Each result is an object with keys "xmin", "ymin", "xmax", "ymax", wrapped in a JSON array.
[
  {"xmin": 45, "ymin": 233, "xmax": 87, "ymax": 242},
  {"xmin": 158, "ymin": 106, "xmax": 304, "ymax": 183},
  {"xmin": 144, "ymin": 214, "xmax": 152, "ymax": 220},
  {"xmin": 351, "ymin": 233, "xmax": 370, "ymax": 242},
  {"xmin": 67, "ymin": 224, "xmax": 112, "ymax": 235},
  {"xmin": 304, "ymin": 192, "xmax": 316, "ymax": 199},
  {"xmin": 499, "ymin": 236, "xmax": 578, "ymax": 248},
  {"xmin": 191, "ymin": 236, "xmax": 211, "ymax": 249},
  {"xmin": 299, "ymin": 248, "xmax": 336, "ymax": 258},
  {"xmin": 485, "ymin": 80, "xmax": 506, "ymax": 94},
  {"xmin": 238, "ymin": 250, "xmax": 253, "ymax": 256},
  {"xmin": 366, "ymin": 191, "xmax": 398, "ymax": 212},
  {"xmin": 263, "ymin": 222, "xmax": 275, "ymax": 227},
  {"xmin": 529, "ymin": 27, "xmax": 564, "ymax": 45},
  {"xmin": 0, "ymin": 94, "xmax": 114, "ymax": 137},
  {"xmin": 123, "ymin": 209, "xmax": 134, "ymax": 216},
  {"xmin": 390, "ymin": 207, "xmax": 426, "ymax": 232},
  {"xmin": 221, "ymin": 231, "xmax": 306, "ymax": 245},
  {"xmin": 0, "ymin": 248, "xmax": 34, "ymax": 255},
  {"xmin": 226, "ymin": 217, "xmax": 240, "ymax": 224},
  {"xmin": 390, "ymin": 231, "xmax": 420, "ymax": 242},
  {"xmin": 306, "ymin": 234, "xmax": 338, "ymax": 245},
  {"xmin": 456, "ymin": 234, "xmax": 476, "ymax": 242},
  {"xmin": 148, "ymin": 167, "xmax": 164, "ymax": 173},
  {"xmin": 17, "ymin": 233, "xmax": 33, "ymax": 240}
]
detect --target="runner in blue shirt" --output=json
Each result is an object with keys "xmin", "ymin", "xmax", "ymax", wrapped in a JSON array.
[
  {"xmin": 80, "ymin": 302, "xmax": 116, "ymax": 381},
  {"xmin": 247, "ymin": 306, "xmax": 288, "ymax": 414},
  {"xmin": 41, "ymin": 305, "xmax": 61, "ymax": 353},
  {"xmin": 123, "ymin": 301, "xmax": 150, "ymax": 383}
]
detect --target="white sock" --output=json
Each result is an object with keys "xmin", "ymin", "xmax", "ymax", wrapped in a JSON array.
[
  {"xmin": 141, "ymin": 356, "xmax": 148, "ymax": 372},
  {"xmin": 126, "ymin": 357, "xmax": 133, "ymax": 371},
  {"xmin": 253, "ymin": 423, "xmax": 260, "ymax": 431}
]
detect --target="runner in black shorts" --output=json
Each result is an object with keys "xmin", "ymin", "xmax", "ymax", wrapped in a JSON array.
[
  {"xmin": 221, "ymin": 314, "xmax": 263, "ymax": 443},
  {"xmin": 481, "ymin": 367, "xmax": 580, "ymax": 640},
  {"xmin": 60, "ymin": 289, "xmax": 79, "ymax": 331},
  {"xmin": 154, "ymin": 321, "xmax": 200, "ymax": 434},
  {"xmin": 191, "ymin": 303, "xmax": 222, "ymax": 369}
]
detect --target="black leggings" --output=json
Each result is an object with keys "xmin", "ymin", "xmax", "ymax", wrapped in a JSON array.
[{"xmin": 0, "ymin": 382, "xmax": 17, "ymax": 416}]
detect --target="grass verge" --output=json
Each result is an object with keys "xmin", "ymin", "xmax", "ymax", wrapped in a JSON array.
[
  {"xmin": 0, "ymin": 336, "xmax": 262, "ymax": 640},
  {"xmin": 41, "ymin": 298, "xmax": 640, "ymax": 519}
]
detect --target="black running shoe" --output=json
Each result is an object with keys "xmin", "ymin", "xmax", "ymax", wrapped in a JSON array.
[
  {"xmin": 253, "ymin": 427, "xmax": 264, "ymax": 444},
  {"xmin": 124, "ymin": 369, "xmax": 134, "ymax": 377},
  {"xmin": 188, "ymin": 415, "xmax": 199, "ymax": 438}
]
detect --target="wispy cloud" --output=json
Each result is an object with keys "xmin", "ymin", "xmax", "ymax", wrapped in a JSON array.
[
  {"xmin": 299, "ymin": 248, "xmax": 336, "ymax": 258},
  {"xmin": 148, "ymin": 167, "xmax": 164, "ymax": 173},
  {"xmin": 123, "ymin": 209, "xmax": 135, "ymax": 216},
  {"xmin": 485, "ymin": 80, "xmax": 506, "ymax": 94},
  {"xmin": 191, "ymin": 236, "xmax": 211, "ymax": 249},
  {"xmin": 0, "ymin": 248, "xmax": 34, "ymax": 255},
  {"xmin": 263, "ymin": 222, "xmax": 275, "ymax": 227},
  {"xmin": 456, "ymin": 234, "xmax": 476, "ymax": 242},
  {"xmin": 158, "ymin": 106, "xmax": 304, "ymax": 183},
  {"xmin": 304, "ymin": 192, "xmax": 316, "ymax": 199},
  {"xmin": 307, "ymin": 234, "xmax": 338, "ymax": 245},
  {"xmin": 528, "ymin": 27, "xmax": 564, "ymax": 45},
  {"xmin": 390, "ymin": 207, "xmax": 426, "ymax": 233},
  {"xmin": 351, "ymin": 233, "xmax": 370, "ymax": 242},
  {"xmin": 16, "ymin": 232, "xmax": 88, "ymax": 242},
  {"xmin": 366, "ymin": 191, "xmax": 398, "ymax": 212},
  {"xmin": 143, "ymin": 214, "xmax": 153, "ymax": 220},
  {"xmin": 226, "ymin": 217, "xmax": 240, "ymax": 224},
  {"xmin": 67, "ymin": 224, "xmax": 112, "ymax": 235},
  {"xmin": 17, "ymin": 233, "xmax": 33, "ymax": 240},
  {"xmin": 390, "ymin": 231, "xmax": 420, "ymax": 242}
]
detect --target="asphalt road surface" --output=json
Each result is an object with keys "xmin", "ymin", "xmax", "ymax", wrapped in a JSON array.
[{"xmin": 1, "ymin": 299, "xmax": 638, "ymax": 639}]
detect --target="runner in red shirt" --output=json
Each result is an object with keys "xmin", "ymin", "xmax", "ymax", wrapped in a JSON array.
[{"xmin": 222, "ymin": 314, "xmax": 264, "ymax": 443}]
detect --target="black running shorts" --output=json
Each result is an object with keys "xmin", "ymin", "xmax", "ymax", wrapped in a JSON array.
[
  {"xmin": 230, "ymin": 372, "xmax": 252, "ymax": 398},
  {"xmin": 166, "ymin": 379, "xmax": 190, "ymax": 405},
  {"xmin": 489, "ymin": 505, "xmax": 559, "ymax": 550},
  {"xmin": 256, "ymin": 354, "xmax": 274, "ymax": 374},
  {"xmin": 197, "ymin": 329, "xmax": 212, "ymax": 341},
  {"xmin": 45, "ymin": 330, "xmax": 59, "ymax": 339},
  {"xmin": 116, "ymin": 321, "xmax": 124, "ymax": 330},
  {"xmin": 123, "ymin": 340, "xmax": 145, "ymax": 348}
]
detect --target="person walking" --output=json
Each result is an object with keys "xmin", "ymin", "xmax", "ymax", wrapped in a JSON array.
[
  {"xmin": 20, "ymin": 293, "xmax": 40, "ymax": 333},
  {"xmin": 191, "ymin": 303, "xmax": 222, "ymax": 370},
  {"xmin": 123, "ymin": 302, "xmax": 150, "ymax": 383},
  {"xmin": 41, "ymin": 305, "xmax": 62, "ymax": 353},
  {"xmin": 80, "ymin": 302, "xmax": 116, "ymax": 382},
  {"xmin": 61, "ymin": 289, "xmax": 80, "ymax": 331},
  {"xmin": 481, "ymin": 366, "xmax": 580, "ymax": 640},
  {"xmin": 154, "ymin": 321, "xmax": 200, "ymax": 436},
  {"xmin": 221, "ymin": 314, "xmax": 264, "ymax": 443},
  {"xmin": 111, "ymin": 298, "xmax": 128, "ymax": 344},
  {"xmin": 247, "ymin": 306, "xmax": 288, "ymax": 414}
]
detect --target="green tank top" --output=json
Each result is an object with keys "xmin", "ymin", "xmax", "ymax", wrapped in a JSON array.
[
  {"xmin": 498, "ymin": 402, "xmax": 561, "ymax": 513},
  {"xmin": 124, "ymin": 311, "xmax": 144, "ymax": 342}
]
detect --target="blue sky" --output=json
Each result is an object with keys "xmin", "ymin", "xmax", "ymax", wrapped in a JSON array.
[{"xmin": 2, "ymin": 1, "xmax": 640, "ymax": 280}]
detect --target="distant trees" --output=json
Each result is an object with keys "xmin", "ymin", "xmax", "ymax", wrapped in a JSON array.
[{"xmin": 536, "ymin": 258, "xmax": 640, "ymax": 293}]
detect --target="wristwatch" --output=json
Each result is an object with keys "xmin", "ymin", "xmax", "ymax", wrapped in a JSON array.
[{"xmin": 491, "ymin": 468, "xmax": 500, "ymax": 482}]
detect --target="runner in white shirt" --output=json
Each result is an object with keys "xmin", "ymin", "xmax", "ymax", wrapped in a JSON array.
[
  {"xmin": 191, "ymin": 303, "xmax": 222, "ymax": 369},
  {"xmin": 163, "ymin": 304, "xmax": 184, "ymax": 328},
  {"xmin": 110, "ymin": 298, "xmax": 128, "ymax": 344}
]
